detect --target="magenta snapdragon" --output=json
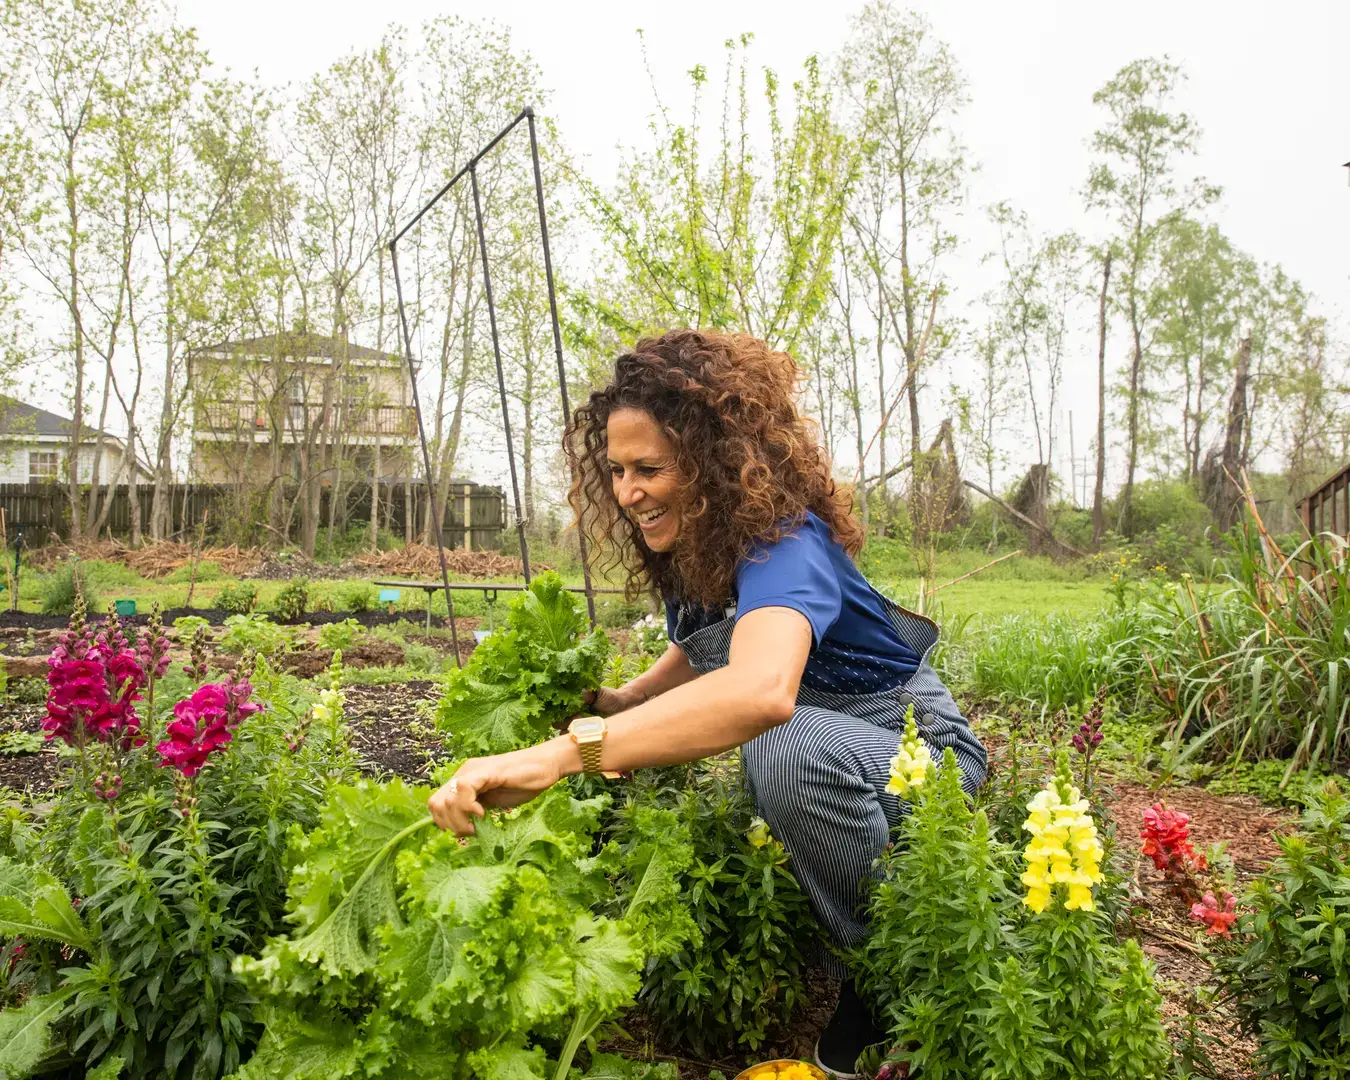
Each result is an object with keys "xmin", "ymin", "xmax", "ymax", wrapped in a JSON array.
[
  {"xmin": 156, "ymin": 675, "xmax": 263, "ymax": 778},
  {"xmin": 45, "ymin": 608, "xmax": 147, "ymax": 747}
]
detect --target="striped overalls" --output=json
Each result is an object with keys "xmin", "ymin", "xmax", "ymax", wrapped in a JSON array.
[{"xmin": 671, "ymin": 592, "xmax": 987, "ymax": 971}]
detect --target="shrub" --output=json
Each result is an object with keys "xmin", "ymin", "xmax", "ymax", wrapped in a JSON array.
[
  {"xmin": 39, "ymin": 563, "xmax": 99, "ymax": 615},
  {"xmin": 1216, "ymin": 783, "xmax": 1350, "ymax": 1078},
  {"xmin": 270, "ymin": 578, "xmax": 309, "ymax": 621},
  {"xmin": 339, "ymin": 582, "xmax": 377, "ymax": 612},
  {"xmin": 0, "ymin": 602, "xmax": 356, "ymax": 1078},
  {"xmin": 220, "ymin": 614, "xmax": 290, "ymax": 657},
  {"xmin": 1120, "ymin": 479, "xmax": 1213, "ymax": 539},
  {"xmin": 610, "ymin": 764, "xmax": 816, "ymax": 1055},
  {"xmin": 216, "ymin": 581, "xmax": 258, "ymax": 614}
]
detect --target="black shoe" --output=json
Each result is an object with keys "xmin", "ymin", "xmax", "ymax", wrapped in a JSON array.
[{"xmin": 813, "ymin": 980, "xmax": 887, "ymax": 1078}]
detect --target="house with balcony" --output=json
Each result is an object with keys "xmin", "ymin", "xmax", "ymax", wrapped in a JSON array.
[{"xmin": 188, "ymin": 332, "xmax": 418, "ymax": 486}]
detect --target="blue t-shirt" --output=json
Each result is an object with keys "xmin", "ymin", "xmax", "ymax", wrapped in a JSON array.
[{"xmin": 664, "ymin": 512, "xmax": 921, "ymax": 693}]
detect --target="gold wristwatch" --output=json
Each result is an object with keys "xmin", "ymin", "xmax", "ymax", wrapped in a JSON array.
[{"xmin": 567, "ymin": 716, "xmax": 608, "ymax": 774}]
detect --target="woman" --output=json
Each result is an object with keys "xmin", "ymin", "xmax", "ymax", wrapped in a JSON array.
[{"xmin": 428, "ymin": 329, "xmax": 986, "ymax": 1076}]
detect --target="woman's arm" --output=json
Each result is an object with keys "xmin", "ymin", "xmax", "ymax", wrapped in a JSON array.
[
  {"xmin": 586, "ymin": 641, "xmax": 699, "ymax": 715},
  {"xmin": 429, "ymin": 606, "xmax": 812, "ymax": 834}
]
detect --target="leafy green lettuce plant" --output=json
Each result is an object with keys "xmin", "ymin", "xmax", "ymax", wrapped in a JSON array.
[
  {"xmin": 436, "ymin": 572, "xmax": 608, "ymax": 756},
  {"xmin": 233, "ymin": 779, "xmax": 692, "ymax": 1080}
]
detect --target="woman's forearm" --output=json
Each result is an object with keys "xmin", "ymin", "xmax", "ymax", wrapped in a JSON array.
[
  {"xmin": 619, "ymin": 643, "xmax": 698, "ymax": 704},
  {"xmin": 553, "ymin": 659, "xmax": 796, "ymax": 776}
]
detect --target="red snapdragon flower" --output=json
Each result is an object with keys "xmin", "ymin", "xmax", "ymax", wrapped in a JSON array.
[
  {"xmin": 156, "ymin": 676, "xmax": 263, "ymax": 778},
  {"xmin": 1140, "ymin": 803, "xmax": 1206, "ymax": 876},
  {"xmin": 1189, "ymin": 890, "xmax": 1238, "ymax": 936}
]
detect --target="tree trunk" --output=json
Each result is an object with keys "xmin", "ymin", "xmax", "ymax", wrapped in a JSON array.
[
  {"xmin": 127, "ymin": 422, "xmax": 142, "ymax": 547},
  {"xmin": 85, "ymin": 358, "xmax": 114, "ymax": 535},
  {"xmin": 369, "ymin": 440, "xmax": 381, "ymax": 551},
  {"xmin": 1214, "ymin": 335, "xmax": 1251, "ymax": 532},
  {"xmin": 1091, "ymin": 251, "xmax": 1112, "ymax": 548},
  {"xmin": 65, "ymin": 139, "xmax": 86, "ymax": 540}
]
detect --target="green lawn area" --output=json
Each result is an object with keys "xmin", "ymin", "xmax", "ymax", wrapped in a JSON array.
[
  {"xmin": 882, "ymin": 577, "xmax": 1116, "ymax": 622},
  {"xmin": 9, "ymin": 545, "xmax": 1128, "ymax": 628}
]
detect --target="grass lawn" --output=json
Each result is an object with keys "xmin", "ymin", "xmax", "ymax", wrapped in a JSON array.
[
  {"xmin": 9, "ymin": 544, "xmax": 1129, "ymax": 628},
  {"xmin": 883, "ymin": 577, "xmax": 1116, "ymax": 622}
]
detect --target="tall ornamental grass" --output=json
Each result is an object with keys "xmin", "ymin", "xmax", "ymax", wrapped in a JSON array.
[
  {"xmin": 951, "ymin": 516, "xmax": 1350, "ymax": 777},
  {"xmin": 1147, "ymin": 526, "xmax": 1350, "ymax": 778}
]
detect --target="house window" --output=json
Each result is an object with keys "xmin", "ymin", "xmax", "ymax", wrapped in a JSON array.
[{"xmin": 28, "ymin": 450, "xmax": 58, "ymax": 482}]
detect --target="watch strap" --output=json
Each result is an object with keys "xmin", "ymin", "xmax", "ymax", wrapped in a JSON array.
[{"xmin": 579, "ymin": 737, "xmax": 604, "ymax": 774}]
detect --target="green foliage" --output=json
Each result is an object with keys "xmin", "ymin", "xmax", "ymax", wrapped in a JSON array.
[
  {"xmin": 0, "ymin": 656, "xmax": 356, "ymax": 1079},
  {"xmin": 1216, "ymin": 784, "xmax": 1350, "ymax": 1079},
  {"xmin": 1202, "ymin": 759, "xmax": 1328, "ymax": 806},
  {"xmin": 216, "ymin": 581, "xmax": 259, "ymax": 614},
  {"xmin": 317, "ymin": 618, "xmax": 364, "ymax": 653},
  {"xmin": 172, "ymin": 615, "xmax": 211, "ymax": 637},
  {"xmin": 220, "ymin": 614, "xmax": 290, "ymax": 658},
  {"xmin": 0, "ymin": 731, "xmax": 42, "ymax": 756},
  {"xmin": 953, "ymin": 607, "xmax": 1150, "ymax": 715},
  {"xmin": 608, "ymin": 764, "xmax": 816, "ymax": 1055},
  {"xmin": 165, "ymin": 561, "xmax": 225, "ymax": 584},
  {"xmin": 575, "ymin": 35, "xmax": 853, "ymax": 355},
  {"xmin": 339, "ymin": 583, "xmax": 377, "ymax": 613},
  {"xmin": 38, "ymin": 564, "xmax": 99, "ymax": 616},
  {"xmin": 435, "ymin": 573, "xmax": 608, "ymax": 756},
  {"xmin": 854, "ymin": 748, "xmax": 1172, "ymax": 1079},
  {"xmin": 271, "ymin": 579, "xmax": 310, "ymax": 622},
  {"xmin": 235, "ymin": 781, "xmax": 691, "ymax": 1080}
]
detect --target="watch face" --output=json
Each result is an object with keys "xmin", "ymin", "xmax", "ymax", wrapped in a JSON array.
[{"xmin": 571, "ymin": 717, "xmax": 605, "ymax": 739}]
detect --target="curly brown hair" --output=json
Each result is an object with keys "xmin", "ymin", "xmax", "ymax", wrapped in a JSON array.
[{"xmin": 566, "ymin": 328, "xmax": 861, "ymax": 608}]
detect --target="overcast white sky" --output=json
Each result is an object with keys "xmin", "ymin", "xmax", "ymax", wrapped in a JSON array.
[{"xmin": 170, "ymin": 0, "xmax": 1350, "ymax": 496}]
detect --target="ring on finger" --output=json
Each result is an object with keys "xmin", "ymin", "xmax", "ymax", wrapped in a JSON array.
[{"xmin": 446, "ymin": 779, "xmax": 459, "ymax": 798}]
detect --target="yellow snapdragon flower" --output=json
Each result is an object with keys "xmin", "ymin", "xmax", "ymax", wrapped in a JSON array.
[
  {"xmin": 746, "ymin": 817, "xmax": 773, "ymax": 849},
  {"xmin": 311, "ymin": 686, "xmax": 344, "ymax": 724},
  {"xmin": 886, "ymin": 708, "xmax": 933, "ymax": 800},
  {"xmin": 1020, "ymin": 755, "xmax": 1104, "ymax": 913}
]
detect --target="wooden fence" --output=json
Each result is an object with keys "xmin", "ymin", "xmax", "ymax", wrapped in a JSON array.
[
  {"xmin": 1300, "ymin": 463, "xmax": 1350, "ymax": 539},
  {"xmin": 0, "ymin": 481, "xmax": 505, "ymax": 550}
]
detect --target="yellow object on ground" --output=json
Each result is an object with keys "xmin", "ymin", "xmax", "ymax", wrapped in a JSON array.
[{"xmin": 733, "ymin": 1061, "xmax": 828, "ymax": 1080}]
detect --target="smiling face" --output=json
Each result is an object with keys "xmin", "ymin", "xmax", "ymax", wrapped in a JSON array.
[{"xmin": 607, "ymin": 407, "xmax": 685, "ymax": 552}]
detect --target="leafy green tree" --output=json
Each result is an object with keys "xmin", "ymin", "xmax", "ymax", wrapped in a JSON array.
[
  {"xmin": 1085, "ymin": 56, "xmax": 1216, "ymax": 535},
  {"xmin": 839, "ymin": 3, "xmax": 967, "ymax": 534},
  {"xmin": 577, "ymin": 33, "xmax": 855, "ymax": 360}
]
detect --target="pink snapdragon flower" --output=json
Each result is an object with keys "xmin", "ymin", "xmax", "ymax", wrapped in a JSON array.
[
  {"xmin": 1189, "ymin": 889, "xmax": 1238, "ymax": 936},
  {"xmin": 45, "ymin": 611, "xmax": 147, "ymax": 746},
  {"xmin": 135, "ymin": 622, "xmax": 171, "ymax": 680},
  {"xmin": 156, "ymin": 676, "xmax": 263, "ymax": 778}
]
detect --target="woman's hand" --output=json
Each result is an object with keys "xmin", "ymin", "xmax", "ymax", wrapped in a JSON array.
[
  {"xmin": 581, "ymin": 685, "xmax": 644, "ymax": 716},
  {"xmin": 428, "ymin": 738, "xmax": 575, "ymax": 836}
]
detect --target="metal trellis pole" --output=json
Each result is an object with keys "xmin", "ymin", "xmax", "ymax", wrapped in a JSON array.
[
  {"xmin": 470, "ymin": 161, "xmax": 532, "ymax": 584},
  {"xmin": 389, "ymin": 240, "xmax": 460, "ymax": 667},
  {"xmin": 526, "ymin": 107, "xmax": 597, "ymax": 624}
]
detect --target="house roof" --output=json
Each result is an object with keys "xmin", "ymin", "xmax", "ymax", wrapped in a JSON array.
[
  {"xmin": 199, "ymin": 333, "xmax": 404, "ymax": 365},
  {"xmin": 0, "ymin": 400, "xmax": 116, "ymax": 441}
]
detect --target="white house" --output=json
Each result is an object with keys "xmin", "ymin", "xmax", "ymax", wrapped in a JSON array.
[{"xmin": 0, "ymin": 401, "xmax": 151, "ymax": 485}]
